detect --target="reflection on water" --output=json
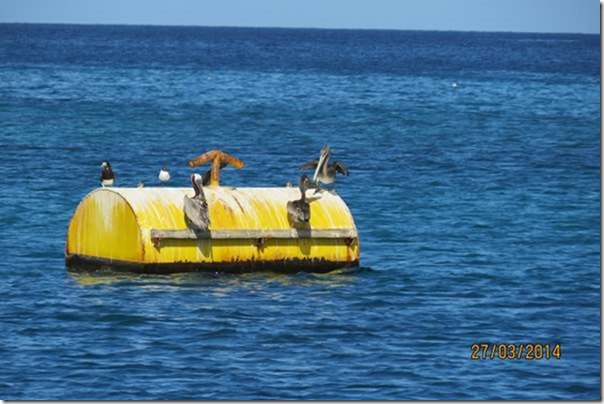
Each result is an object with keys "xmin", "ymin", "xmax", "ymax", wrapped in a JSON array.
[{"xmin": 68, "ymin": 266, "xmax": 362, "ymax": 290}]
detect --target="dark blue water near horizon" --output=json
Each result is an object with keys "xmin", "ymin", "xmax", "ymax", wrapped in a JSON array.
[{"xmin": 0, "ymin": 24, "xmax": 600, "ymax": 399}]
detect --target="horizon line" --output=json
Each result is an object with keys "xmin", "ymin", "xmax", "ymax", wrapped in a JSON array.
[{"xmin": 0, "ymin": 21, "xmax": 598, "ymax": 36}]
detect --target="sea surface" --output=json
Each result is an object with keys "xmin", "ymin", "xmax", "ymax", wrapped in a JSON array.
[{"xmin": 0, "ymin": 24, "xmax": 600, "ymax": 400}]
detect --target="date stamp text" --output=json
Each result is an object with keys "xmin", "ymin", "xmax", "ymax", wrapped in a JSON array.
[{"xmin": 470, "ymin": 343, "xmax": 561, "ymax": 360}]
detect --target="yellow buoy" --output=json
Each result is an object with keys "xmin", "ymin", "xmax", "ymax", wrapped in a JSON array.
[
  {"xmin": 67, "ymin": 150, "xmax": 359, "ymax": 274},
  {"xmin": 65, "ymin": 186, "xmax": 359, "ymax": 274}
]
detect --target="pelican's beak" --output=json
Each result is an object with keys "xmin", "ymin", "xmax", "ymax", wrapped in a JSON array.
[
  {"xmin": 191, "ymin": 174, "xmax": 201, "ymax": 196},
  {"xmin": 313, "ymin": 148, "xmax": 328, "ymax": 183},
  {"xmin": 321, "ymin": 145, "xmax": 330, "ymax": 157}
]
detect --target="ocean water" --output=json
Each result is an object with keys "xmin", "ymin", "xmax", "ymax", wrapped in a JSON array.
[{"xmin": 0, "ymin": 24, "xmax": 600, "ymax": 400}]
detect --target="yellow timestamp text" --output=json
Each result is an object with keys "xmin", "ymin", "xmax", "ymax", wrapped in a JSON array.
[{"xmin": 470, "ymin": 343, "xmax": 561, "ymax": 360}]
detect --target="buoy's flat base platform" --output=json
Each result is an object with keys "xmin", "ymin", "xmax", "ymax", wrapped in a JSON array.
[{"xmin": 66, "ymin": 255, "xmax": 359, "ymax": 275}]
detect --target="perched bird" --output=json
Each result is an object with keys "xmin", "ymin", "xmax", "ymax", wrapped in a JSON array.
[
  {"xmin": 100, "ymin": 161, "xmax": 115, "ymax": 187},
  {"xmin": 183, "ymin": 173, "xmax": 210, "ymax": 230},
  {"xmin": 201, "ymin": 168, "xmax": 213, "ymax": 186},
  {"xmin": 301, "ymin": 145, "xmax": 349, "ymax": 186},
  {"xmin": 158, "ymin": 166, "xmax": 171, "ymax": 183},
  {"xmin": 201, "ymin": 162, "xmax": 227, "ymax": 186},
  {"xmin": 287, "ymin": 175, "xmax": 311, "ymax": 224},
  {"xmin": 137, "ymin": 181, "xmax": 145, "ymax": 188}
]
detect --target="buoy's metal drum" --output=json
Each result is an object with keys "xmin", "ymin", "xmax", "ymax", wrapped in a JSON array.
[{"xmin": 65, "ymin": 187, "xmax": 359, "ymax": 274}]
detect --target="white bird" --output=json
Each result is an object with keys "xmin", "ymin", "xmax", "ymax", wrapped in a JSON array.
[{"xmin": 158, "ymin": 166, "xmax": 171, "ymax": 183}]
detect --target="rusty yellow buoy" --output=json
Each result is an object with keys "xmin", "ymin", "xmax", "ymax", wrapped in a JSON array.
[{"xmin": 65, "ymin": 151, "xmax": 359, "ymax": 274}]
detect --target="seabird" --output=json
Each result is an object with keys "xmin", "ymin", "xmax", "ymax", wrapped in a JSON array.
[
  {"xmin": 201, "ymin": 169, "xmax": 212, "ymax": 186},
  {"xmin": 287, "ymin": 175, "xmax": 311, "ymax": 224},
  {"xmin": 158, "ymin": 166, "xmax": 171, "ymax": 183},
  {"xmin": 201, "ymin": 162, "xmax": 227, "ymax": 186},
  {"xmin": 137, "ymin": 181, "xmax": 145, "ymax": 188},
  {"xmin": 301, "ymin": 145, "xmax": 349, "ymax": 186},
  {"xmin": 100, "ymin": 161, "xmax": 115, "ymax": 187},
  {"xmin": 183, "ymin": 173, "xmax": 210, "ymax": 230}
]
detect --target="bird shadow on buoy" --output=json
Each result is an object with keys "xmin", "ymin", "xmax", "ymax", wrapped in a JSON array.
[{"xmin": 287, "ymin": 217, "xmax": 312, "ymax": 256}]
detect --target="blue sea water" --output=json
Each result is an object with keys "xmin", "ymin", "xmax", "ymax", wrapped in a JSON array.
[{"xmin": 0, "ymin": 24, "xmax": 600, "ymax": 400}]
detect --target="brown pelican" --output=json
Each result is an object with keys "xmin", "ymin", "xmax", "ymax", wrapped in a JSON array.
[
  {"xmin": 100, "ymin": 161, "xmax": 115, "ymax": 187},
  {"xmin": 183, "ymin": 173, "xmax": 210, "ymax": 230},
  {"xmin": 158, "ymin": 166, "xmax": 171, "ymax": 183},
  {"xmin": 287, "ymin": 175, "xmax": 311, "ymax": 224},
  {"xmin": 301, "ymin": 145, "xmax": 349, "ymax": 185}
]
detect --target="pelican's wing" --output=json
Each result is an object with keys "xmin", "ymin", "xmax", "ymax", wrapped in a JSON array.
[
  {"xmin": 300, "ymin": 159, "xmax": 319, "ymax": 170},
  {"xmin": 333, "ymin": 161, "xmax": 349, "ymax": 176}
]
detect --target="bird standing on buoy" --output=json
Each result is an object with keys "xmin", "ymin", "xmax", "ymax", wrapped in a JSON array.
[
  {"xmin": 100, "ymin": 161, "xmax": 115, "ymax": 187},
  {"xmin": 201, "ymin": 162, "xmax": 226, "ymax": 186},
  {"xmin": 183, "ymin": 173, "xmax": 210, "ymax": 230},
  {"xmin": 287, "ymin": 175, "xmax": 311, "ymax": 224},
  {"xmin": 301, "ymin": 145, "xmax": 349, "ymax": 187},
  {"xmin": 158, "ymin": 166, "xmax": 171, "ymax": 183}
]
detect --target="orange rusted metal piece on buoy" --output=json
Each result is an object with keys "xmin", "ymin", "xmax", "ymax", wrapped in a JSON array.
[{"xmin": 188, "ymin": 150, "xmax": 245, "ymax": 186}]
